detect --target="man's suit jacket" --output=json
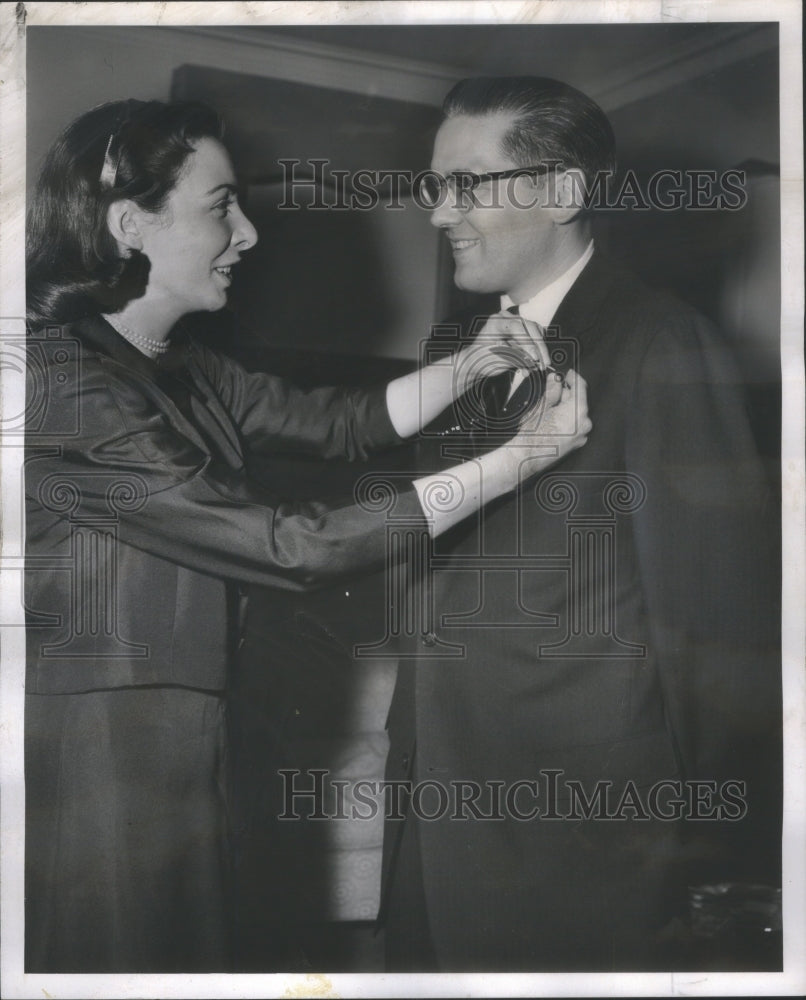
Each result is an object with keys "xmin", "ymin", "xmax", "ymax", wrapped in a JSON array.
[{"xmin": 383, "ymin": 252, "xmax": 781, "ymax": 971}]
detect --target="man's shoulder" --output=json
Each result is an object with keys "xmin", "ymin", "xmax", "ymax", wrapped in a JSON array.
[
  {"xmin": 572, "ymin": 255, "xmax": 745, "ymax": 399},
  {"xmin": 566, "ymin": 252, "xmax": 724, "ymax": 353},
  {"xmin": 574, "ymin": 253, "xmax": 706, "ymax": 324}
]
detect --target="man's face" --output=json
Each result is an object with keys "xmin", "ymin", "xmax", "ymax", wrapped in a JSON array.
[{"xmin": 429, "ymin": 112, "xmax": 562, "ymax": 302}]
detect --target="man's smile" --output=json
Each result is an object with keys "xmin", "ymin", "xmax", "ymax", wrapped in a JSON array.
[{"xmin": 450, "ymin": 238, "xmax": 481, "ymax": 253}]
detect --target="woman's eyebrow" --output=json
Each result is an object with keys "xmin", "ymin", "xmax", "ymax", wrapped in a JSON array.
[{"xmin": 205, "ymin": 182, "xmax": 237, "ymax": 196}]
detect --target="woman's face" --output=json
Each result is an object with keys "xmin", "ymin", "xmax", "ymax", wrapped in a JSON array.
[{"xmin": 135, "ymin": 137, "xmax": 257, "ymax": 318}]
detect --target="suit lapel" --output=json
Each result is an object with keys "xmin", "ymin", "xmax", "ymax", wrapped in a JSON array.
[{"xmin": 551, "ymin": 251, "xmax": 622, "ymax": 344}]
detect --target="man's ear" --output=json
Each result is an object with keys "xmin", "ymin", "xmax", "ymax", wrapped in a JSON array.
[
  {"xmin": 106, "ymin": 200, "xmax": 145, "ymax": 254},
  {"xmin": 549, "ymin": 168, "xmax": 588, "ymax": 225}
]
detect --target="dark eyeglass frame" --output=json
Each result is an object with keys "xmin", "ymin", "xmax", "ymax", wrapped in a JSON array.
[{"xmin": 418, "ymin": 163, "xmax": 556, "ymax": 210}]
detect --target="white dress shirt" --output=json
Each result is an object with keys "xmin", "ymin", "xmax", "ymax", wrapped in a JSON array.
[
  {"xmin": 500, "ymin": 240, "xmax": 594, "ymax": 395},
  {"xmin": 501, "ymin": 239, "xmax": 595, "ymax": 325}
]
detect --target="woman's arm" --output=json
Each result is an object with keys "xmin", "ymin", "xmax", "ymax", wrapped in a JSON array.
[
  {"xmin": 412, "ymin": 371, "xmax": 590, "ymax": 536},
  {"xmin": 190, "ymin": 342, "xmax": 403, "ymax": 462},
  {"xmin": 191, "ymin": 314, "xmax": 544, "ymax": 460},
  {"xmin": 385, "ymin": 312, "xmax": 548, "ymax": 439},
  {"xmin": 26, "ymin": 351, "xmax": 587, "ymax": 592}
]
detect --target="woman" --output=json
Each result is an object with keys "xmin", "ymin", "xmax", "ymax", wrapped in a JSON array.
[{"xmin": 24, "ymin": 99, "xmax": 590, "ymax": 972}]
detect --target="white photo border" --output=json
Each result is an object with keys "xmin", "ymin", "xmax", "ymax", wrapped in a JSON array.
[{"xmin": 1, "ymin": 2, "xmax": 803, "ymax": 997}]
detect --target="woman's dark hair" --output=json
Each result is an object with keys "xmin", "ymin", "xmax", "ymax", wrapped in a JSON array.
[
  {"xmin": 442, "ymin": 76, "xmax": 616, "ymax": 186},
  {"xmin": 26, "ymin": 99, "xmax": 224, "ymax": 328}
]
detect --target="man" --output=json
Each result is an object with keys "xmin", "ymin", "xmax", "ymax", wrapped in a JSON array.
[{"xmin": 381, "ymin": 77, "xmax": 781, "ymax": 972}]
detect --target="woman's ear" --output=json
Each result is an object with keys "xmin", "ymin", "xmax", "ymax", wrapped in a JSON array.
[{"xmin": 106, "ymin": 200, "xmax": 144, "ymax": 254}]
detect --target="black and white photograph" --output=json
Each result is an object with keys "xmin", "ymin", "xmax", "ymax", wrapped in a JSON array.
[{"xmin": 1, "ymin": 2, "xmax": 803, "ymax": 997}]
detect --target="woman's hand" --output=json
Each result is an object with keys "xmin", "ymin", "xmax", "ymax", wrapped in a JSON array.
[
  {"xmin": 387, "ymin": 312, "xmax": 553, "ymax": 440},
  {"xmin": 412, "ymin": 371, "xmax": 591, "ymax": 538},
  {"xmin": 452, "ymin": 312, "xmax": 550, "ymax": 394},
  {"xmin": 499, "ymin": 369, "xmax": 592, "ymax": 484}
]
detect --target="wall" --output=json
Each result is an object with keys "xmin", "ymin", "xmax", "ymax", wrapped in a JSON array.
[
  {"xmin": 26, "ymin": 26, "xmax": 448, "ymax": 362},
  {"xmin": 25, "ymin": 24, "xmax": 454, "ymax": 186},
  {"xmin": 28, "ymin": 24, "xmax": 781, "ymax": 367},
  {"xmin": 603, "ymin": 47, "xmax": 781, "ymax": 390}
]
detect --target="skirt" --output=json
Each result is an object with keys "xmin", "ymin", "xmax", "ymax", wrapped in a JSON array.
[{"xmin": 25, "ymin": 685, "xmax": 232, "ymax": 972}]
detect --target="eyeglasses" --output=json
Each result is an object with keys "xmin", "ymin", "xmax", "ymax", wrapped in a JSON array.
[{"xmin": 416, "ymin": 164, "xmax": 556, "ymax": 211}]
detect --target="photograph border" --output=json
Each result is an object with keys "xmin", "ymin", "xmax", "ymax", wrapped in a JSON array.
[{"xmin": 1, "ymin": 2, "xmax": 803, "ymax": 997}]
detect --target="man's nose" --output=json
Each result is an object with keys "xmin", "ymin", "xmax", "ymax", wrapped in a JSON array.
[{"xmin": 429, "ymin": 193, "xmax": 465, "ymax": 229}]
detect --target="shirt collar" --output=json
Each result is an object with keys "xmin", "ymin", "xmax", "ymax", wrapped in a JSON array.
[{"xmin": 501, "ymin": 240, "xmax": 594, "ymax": 326}]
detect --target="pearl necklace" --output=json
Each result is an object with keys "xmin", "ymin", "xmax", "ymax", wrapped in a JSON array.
[{"xmin": 104, "ymin": 315, "xmax": 171, "ymax": 355}]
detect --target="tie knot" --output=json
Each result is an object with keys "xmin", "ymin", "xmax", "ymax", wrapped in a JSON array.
[{"xmin": 506, "ymin": 304, "xmax": 520, "ymax": 316}]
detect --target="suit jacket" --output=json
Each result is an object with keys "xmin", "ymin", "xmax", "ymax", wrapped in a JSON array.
[
  {"xmin": 25, "ymin": 314, "xmax": 424, "ymax": 695},
  {"xmin": 383, "ymin": 252, "xmax": 781, "ymax": 970}
]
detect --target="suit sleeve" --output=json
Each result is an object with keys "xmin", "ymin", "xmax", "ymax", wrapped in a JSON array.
[
  {"xmin": 625, "ymin": 311, "xmax": 781, "ymax": 878},
  {"xmin": 26, "ymin": 356, "xmax": 425, "ymax": 592}
]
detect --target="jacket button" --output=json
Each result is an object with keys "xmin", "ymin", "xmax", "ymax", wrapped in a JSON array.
[
  {"xmin": 401, "ymin": 753, "xmax": 410, "ymax": 769},
  {"xmin": 422, "ymin": 632, "xmax": 437, "ymax": 646}
]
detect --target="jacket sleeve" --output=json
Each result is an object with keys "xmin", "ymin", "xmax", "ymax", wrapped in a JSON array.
[
  {"xmin": 189, "ymin": 342, "xmax": 405, "ymax": 461},
  {"xmin": 625, "ymin": 310, "xmax": 781, "ymax": 877},
  {"xmin": 25, "ymin": 355, "xmax": 426, "ymax": 592}
]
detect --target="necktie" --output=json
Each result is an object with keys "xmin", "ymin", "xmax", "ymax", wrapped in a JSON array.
[
  {"xmin": 470, "ymin": 306, "xmax": 545, "ymax": 453},
  {"xmin": 502, "ymin": 304, "xmax": 548, "ymax": 417}
]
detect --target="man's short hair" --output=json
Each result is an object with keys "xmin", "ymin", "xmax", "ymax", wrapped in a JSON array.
[{"xmin": 442, "ymin": 76, "xmax": 616, "ymax": 185}]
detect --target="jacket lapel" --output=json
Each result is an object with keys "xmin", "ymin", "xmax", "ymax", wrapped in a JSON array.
[
  {"xmin": 551, "ymin": 251, "xmax": 622, "ymax": 343},
  {"xmin": 73, "ymin": 315, "xmax": 246, "ymax": 470}
]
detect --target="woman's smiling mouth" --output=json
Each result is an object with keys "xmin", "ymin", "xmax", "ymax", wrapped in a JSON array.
[{"xmin": 213, "ymin": 264, "xmax": 235, "ymax": 285}]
